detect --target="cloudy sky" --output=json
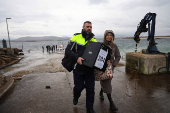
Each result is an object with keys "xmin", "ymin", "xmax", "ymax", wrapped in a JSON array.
[{"xmin": 0, "ymin": 0, "xmax": 170, "ymax": 40}]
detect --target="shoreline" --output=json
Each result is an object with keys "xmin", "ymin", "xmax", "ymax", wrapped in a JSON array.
[
  {"xmin": 1, "ymin": 36, "xmax": 169, "ymax": 42},
  {"xmin": 120, "ymin": 36, "xmax": 170, "ymax": 39}
]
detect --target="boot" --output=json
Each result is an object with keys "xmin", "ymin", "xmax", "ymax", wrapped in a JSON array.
[
  {"xmin": 99, "ymin": 88, "xmax": 104, "ymax": 100},
  {"xmin": 73, "ymin": 97, "xmax": 78, "ymax": 105},
  {"xmin": 86, "ymin": 109, "xmax": 96, "ymax": 113},
  {"xmin": 107, "ymin": 94, "xmax": 118, "ymax": 111},
  {"xmin": 73, "ymin": 91, "xmax": 80, "ymax": 105}
]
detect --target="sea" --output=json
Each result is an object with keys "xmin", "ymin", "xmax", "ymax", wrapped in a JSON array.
[{"xmin": 0, "ymin": 38, "xmax": 170, "ymax": 58}]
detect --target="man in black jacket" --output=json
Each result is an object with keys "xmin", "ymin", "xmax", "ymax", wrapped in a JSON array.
[{"xmin": 65, "ymin": 21, "xmax": 97, "ymax": 113}]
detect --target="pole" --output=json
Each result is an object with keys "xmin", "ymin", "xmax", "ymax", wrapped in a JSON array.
[
  {"xmin": 22, "ymin": 43, "xmax": 23, "ymax": 51},
  {"xmin": 6, "ymin": 18, "xmax": 11, "ymax": 49}
]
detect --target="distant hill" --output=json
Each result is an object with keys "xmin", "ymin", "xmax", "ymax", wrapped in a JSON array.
[{"xmin": 12, "ymin": 36, "xmax": 70, "ymax": 42}]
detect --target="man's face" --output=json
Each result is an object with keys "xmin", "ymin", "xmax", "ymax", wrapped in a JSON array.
[{"xmin": 83, "ymin": 23, "xmax": 92, "ymax": 34}]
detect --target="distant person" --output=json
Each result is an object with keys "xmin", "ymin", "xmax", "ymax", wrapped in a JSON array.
[
  {"xmin": 51, "ymin": 46, "xmax": 54, "ymax": 52},
  {"xmin": 46, "ymin": 45, "xmax": 49, "ymax": 52},
  {"xmin": 53, "ymin": 45, "xmax": 55, "ymax": 51},
  {"xmin": 99, "ymin": 30, "xmax": 121, "ymax": 111},
  {"xmin": 56, "ymin": 45, "xmax": 57, "ymax": 51},
  {"xmin": 65, "ymin": 21, "xmax": 97, "ymax": 113},
  {"xmin": 49, "ymin": 46, "xmax": 51, "ymax": 53},
  {"xmin": 42, "ymin": 46, "xmax": 44, "ymax": 52}
]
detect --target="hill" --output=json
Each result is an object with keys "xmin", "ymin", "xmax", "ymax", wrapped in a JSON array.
[{"xmin": 12, "ymin": 36, "xmax": 70, "ymax": 42}]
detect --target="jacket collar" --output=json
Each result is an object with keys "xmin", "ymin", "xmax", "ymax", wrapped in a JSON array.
[{"xmin": 81, "ymin": 29, "xmax": 94, "ymax": 41}]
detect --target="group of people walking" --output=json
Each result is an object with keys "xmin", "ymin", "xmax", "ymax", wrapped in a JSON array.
[
  {"xmin": 65, "ymin": 21, "xmax": 121, "ymax": 113},
  {"xmin": 43, "ymin": 44, "xmax": 65, "ymax": 53},
  {"xmin": 42, "ymin": 45, "xmax": 58, "ymax": 53}
]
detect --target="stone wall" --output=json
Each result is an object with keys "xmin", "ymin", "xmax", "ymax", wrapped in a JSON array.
[
  {"xmin": 126, "ymin": 52, "xmax": 169, "ymax": 75},
  {"xmin": 0, "ymin": 48, "xmax": 24, "ymax": 66},
  {"xmin": 0, "ymin": 75, "xmax": 6, "ymax": 88}
]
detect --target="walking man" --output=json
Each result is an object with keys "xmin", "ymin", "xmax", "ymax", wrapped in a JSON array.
[{"xmin": 65, "ymin": 21, "xmax": 97, "ymax": 113}]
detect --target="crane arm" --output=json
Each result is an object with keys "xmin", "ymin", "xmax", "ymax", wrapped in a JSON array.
[{"xmin": 134, "ymin": 12, "xmax": 156, "ymax": 43}]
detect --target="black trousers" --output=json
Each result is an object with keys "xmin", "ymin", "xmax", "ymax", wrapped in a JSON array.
[{"xmin": 73, "ymin": 69, "xmax": 95, "ymax": 109}]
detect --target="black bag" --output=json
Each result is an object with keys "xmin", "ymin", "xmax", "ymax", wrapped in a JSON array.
[
  {"xmin": 61, "ymin": 55, "xmax": 75, "ymax": 72},
  {"xmin": 61, "ymin": 42, "xmax": 77, "ymax": 72}
]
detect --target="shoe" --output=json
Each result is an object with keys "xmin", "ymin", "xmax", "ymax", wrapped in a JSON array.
[
  {"xmin": 99, "ymin": 92, "xmax": 104, "ymax": 100},
  {"xmin": 73, "ymin": 97, "xmax": 78, "ymax": 105},
  {"xmin": 86, "ymin": 109, "xmax": 96, "ymax": 113},
  {"xmin": 107, "ymin": 94, "xmax": 118, "ymax": 111},
  {"xmin": 110, "ymin": 101, "xmax": 118, "ymax": 111},
  {"xmin": 99, "ymin": 89, "xmax": 104, "ymax": 100}
]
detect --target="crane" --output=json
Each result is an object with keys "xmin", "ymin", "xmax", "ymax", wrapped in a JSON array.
[{"xmin": 134, "ymin": 12, "xmax": 159, "ymax": 54}]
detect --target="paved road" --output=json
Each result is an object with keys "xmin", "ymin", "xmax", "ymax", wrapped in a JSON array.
[
  {"xmin": 0, "ymin": 52, "xmax": 170, "ymax": 113},
  {"xmin": 1, "ymin": 67, "xmax": 170, "ymax": 113}
]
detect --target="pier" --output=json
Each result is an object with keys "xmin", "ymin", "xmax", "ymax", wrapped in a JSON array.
[{"xmin": 0, "ymin": 52, "xmax": 170, "ymax": 113}]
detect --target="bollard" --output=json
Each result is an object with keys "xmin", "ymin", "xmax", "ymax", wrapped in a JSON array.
[{"xmin": 2, "ymin": 39, "xmax": 7, "ymax": 48}]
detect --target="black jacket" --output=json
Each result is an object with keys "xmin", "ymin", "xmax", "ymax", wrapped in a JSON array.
[{"xmin": 65, "ymin": 30, "xmax": 95, "ymax": 72}]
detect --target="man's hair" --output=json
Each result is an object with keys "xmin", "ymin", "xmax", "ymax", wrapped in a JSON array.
[{"xmin": 83, "ymin": 21, "xmax": 92, "ymax": 26}]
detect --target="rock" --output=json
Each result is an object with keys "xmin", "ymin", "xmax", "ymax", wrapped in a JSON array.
[
  {"xmin": 46, "ymin": 86, "xmax": 51, "ymax": 89},
  {"xmin": 0, "ymin": 48, "xmax": 7, "ymax": 55},
  {"xmin": 0, "ymin": 59, "xmax": 5, "ymax": 65},
  {"xmin": 0, "ymin": 75, "xmax": 7, "ymax": 88},
  {"xmin": 18, "ymin": 49, "xmax": 23, "ymax": 52},
  {"xmin": 13, "ymin": 48, "xmax": 19, "ymax": 54},
  {"xmin": 13, "ymin": 77, "xmax": 22, "ymax": 82},
  {"xmin": 19, "ymin": 53, "xmax": 24, "ymax": 55},
  {"xmin": 0, "ymin": 51, "xmax": 5, "ymax": 55},
  {"xmin": 0, "ymin": 48, "xmax": 24, "ymax": 68},
  {"xmin": 1, "ymin": 57, "xmax": 11, "ymax": 63},
  {"xmin": 6, "ymin": 49, "xmax": 14, "ymax": 56}
]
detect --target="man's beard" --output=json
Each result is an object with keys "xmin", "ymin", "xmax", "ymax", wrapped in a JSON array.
[
  {"xmin": 84, "ymin": 29, "xmax": 91, "ymax": 34},
  {"xmin": 87, "ymin": 32, "xmax": 91, "ymax": 34}
]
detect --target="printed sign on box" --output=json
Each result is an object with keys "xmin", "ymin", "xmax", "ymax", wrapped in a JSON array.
[{"xmin": 94, "ymin": 49, "xmax": 108, "ymax": 69}]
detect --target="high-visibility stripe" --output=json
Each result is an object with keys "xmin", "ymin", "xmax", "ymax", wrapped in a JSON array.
[{"xmin": 70, "ymin": 34, "xmax": 97, "ymax": 45}]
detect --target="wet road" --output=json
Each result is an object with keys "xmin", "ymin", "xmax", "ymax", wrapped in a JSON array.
[
  {"xmin": 0, "ymin": 51, "xmax": 66, "ymax": 77},
  {"xmin": 0, "ymin": 51, "xmax": 170, "ymax": 113}
]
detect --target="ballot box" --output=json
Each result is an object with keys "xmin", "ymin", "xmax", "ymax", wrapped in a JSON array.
[{"xmin": 82, "ymin": 42, "xmax": 112, "ymax": 72}]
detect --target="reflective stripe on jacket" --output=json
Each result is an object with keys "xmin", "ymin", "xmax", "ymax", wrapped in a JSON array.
[
  {"xmin": 70, "ymin": 33, "xmax": 97, "ymax": 45},
  {"xmin": 66, "ymin": 33, "xmax": 97, "ymax": 71},
  {"xmin": 69, "ymin": 33, "xmax": 97, "ymax": 59}
]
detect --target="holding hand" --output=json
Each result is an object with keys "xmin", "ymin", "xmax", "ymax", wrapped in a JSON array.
[
  {"xmin": 107, "ymin": 60, "xmax": 110, "ymax": 65},
  {"xmin": 77, "ymin": 57, "xmax": 84, "ymax": 65}
]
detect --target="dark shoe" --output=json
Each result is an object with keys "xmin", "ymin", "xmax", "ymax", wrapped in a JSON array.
[
  {"xmin": 86, "ymin": 109, "xmax": 96, "ymax": 113},
  {"xmin": 107, "ymin": 94, "xmax": 118, "ymax": 111},
  {"xmin": 99, "ymin": 89, "xmax": 104, "ymax": 100},
  {"xmin": 110, "ymin": 101, "xmax": 118, "ymax": 111},
  {"xmin": 73, "ymin": 97, "xmax": 78, "ymax": 105}
]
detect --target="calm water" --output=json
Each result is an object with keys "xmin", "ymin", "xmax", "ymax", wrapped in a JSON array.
[{"xmin": 0, "ymin": 38, "xmax": 170, "ymax": 57}]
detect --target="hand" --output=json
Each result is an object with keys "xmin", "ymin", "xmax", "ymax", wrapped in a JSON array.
[
  {"xmin": 77, "ymin": 57, "xmax": 84, "ymax": 65},
  {"xmin": 107, "ymin": 60, "xmax": 110, "ymax": 65}
]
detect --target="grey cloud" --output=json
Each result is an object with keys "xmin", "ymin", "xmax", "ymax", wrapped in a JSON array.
[
  {"xmin": 0, "ymin": 0, "xmax": 170, "ymax": 38},
  {"xmin": 0, "ymin": 11, "xmax": 56, "ymax": 23},
  {"xmin": 11, "ymin": 29, "xmax": 49, "ymax": 36},
  {"xmin": 0, "ymin": 0, "xmax": 57, "ymax": 23},
  {"xmin": 88, "ymin": 0, "xmax": 108, "ymax": 4},
  {"xmin": 0, "ymin": 11, "xmax": 14, "ymax": 23},
  {"xmin": 120, "ymin": 0, "xmax": 170, "ymax": 10},
  {"xmin": 93, "ymin": 20, "xmax": 106, "ymax": 24}
]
